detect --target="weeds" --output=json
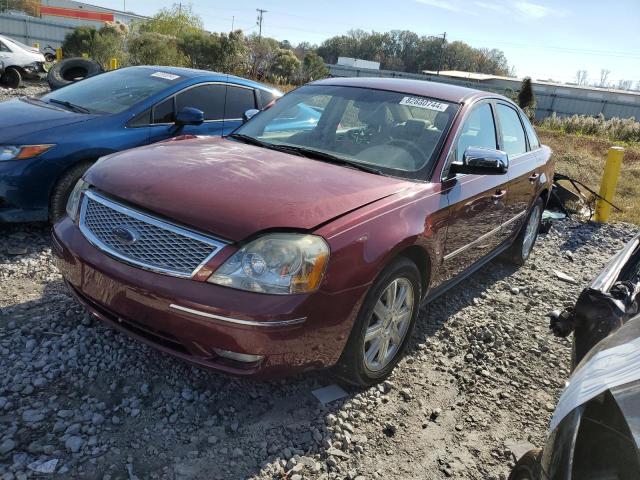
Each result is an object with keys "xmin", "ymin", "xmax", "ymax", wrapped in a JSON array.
[{"xmin": 540, "ymin": 113, "xmax": 640, "ymax": 144}]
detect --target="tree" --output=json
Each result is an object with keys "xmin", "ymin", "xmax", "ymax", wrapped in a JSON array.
[
  {"xmin": 178, "ymin": 30, "xmax": 246, "ymax": 73},
  {"xmin": 302, "ymin": 52, "xmax": 328, "ymax": 82},
  {"xmin": 575, "ymin": 70, "xmax": 588, "ymax": 85},
  {"xmin": 138, "ymin": 2, "xmax": 203, "ymax": 36},
  {"xmin": 128, "ymin": 32, "xmax": 188, "ymax": 67},
  {"xmin": 599, "ymin": 69, "xmax": 611, "ymax": 88},
  {"xmin": 616, "ymin": 79, "xmax": 632, "ymax": 91},
  {"xmin": 62, "ymin": 24, "xmax": 127, "ymax": 68},
  {"xmin": 518, "ymin": 77, "xmax": 535, "ymax": 109},
  {"xmin": 270, "ymin": 49, "xmax": 301, "ymax": 83}
]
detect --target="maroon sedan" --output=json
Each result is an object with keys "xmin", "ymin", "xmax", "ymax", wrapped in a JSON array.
[{"xmin": 53, "ymin": 78, "xmax": 553, "ymax": 386}]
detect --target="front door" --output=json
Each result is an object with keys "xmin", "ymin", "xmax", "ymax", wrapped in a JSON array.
[
  {"xmin": 495, "ymin": 103, "xmax": 544, "ymax": 238},
  {"xmin": 440, "ymin": 101, "xmax": 509, "ymax": 281},
  {"xmin": 149, "ymin": 83, "xmax": 258, "ymax": 143}
]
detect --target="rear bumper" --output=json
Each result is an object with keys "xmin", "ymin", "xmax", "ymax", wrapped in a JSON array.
[{"xmin": 52, "ymin": 216, "xmax": 367, "ymax": 377}]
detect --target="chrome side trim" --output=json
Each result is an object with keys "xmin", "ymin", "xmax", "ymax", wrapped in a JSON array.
[
  {"xmin": 444, "ymin": 209, "xmax": 527, "ymax": 261},
  {"xmin": 79, "ymin": 190, "xmax": 228, "ymax": 279},
  {"xmin": 169, "ymin": 304, "xmax": 307, "ymax": 327}
]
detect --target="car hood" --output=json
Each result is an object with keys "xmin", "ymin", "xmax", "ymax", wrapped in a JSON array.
[
  {"xmin": 85, "ymin": 137, "xmax": 413, "ymax": 241},
  {"xmin": 0, "ymin": 98, "xmax": 92, "ymax": 142}
]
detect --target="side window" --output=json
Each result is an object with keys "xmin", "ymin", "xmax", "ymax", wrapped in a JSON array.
[
  {"xmin": 153, "ymin": 97, "xmax": 174, "ymax": 124},
  {"xmin": 129, "ymin": 109, "xmax": 151, "ymax": 127},
  {"xmin": 176, "ymin": 84, "xmax": 226, "ymax": 121},
  {"xmin": 0, "ymin": 41, "xmax": 11, "ymax": 52},
  {"xmin": 496, "ymin": 104, "xmax": 527, "ymax": 156},
  {"xmin": 224, "ymin": 86, "xmax": 256, "ymax": 119},
  {"xmin": 521, "ymin": 115, "xmax": 540, "ymax": 149},
  {"xmin": 456, "ymin": 103, "xmax": 497, "ymax": 162},
  {"xmin": 259, "ymin": 89, "xmax": 280, "ymax": 108}
]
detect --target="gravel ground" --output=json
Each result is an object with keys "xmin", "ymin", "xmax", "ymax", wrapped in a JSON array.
[
  {"xmin": 0, "ymin": 81, "xmax": 50, "ymax": 102},
  {"xmin": 1, "ymin": 218, "xmax": 638, "ymax": 480}
]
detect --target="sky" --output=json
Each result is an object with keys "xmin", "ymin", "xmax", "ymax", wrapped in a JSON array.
[{"xmin": 93, "ymin": 0, "xmax": 640, "ymax": 86}]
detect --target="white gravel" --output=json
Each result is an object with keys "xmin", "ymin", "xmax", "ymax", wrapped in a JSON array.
[
  {"xmin": 0, "ymin": 80, "xmax": 49, "ymax": 102},
  {"xmin": 2, "ymin": 82, "xmax": 639, "ymax": 479}
]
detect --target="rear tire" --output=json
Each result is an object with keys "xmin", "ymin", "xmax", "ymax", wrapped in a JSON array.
[
  {"xmin": 337, "ymin": 257, "xmax": 422, "ymax": 387},
  {"xmin": 0, "ymin": 67, "xmax": 22, "ymax": 89},
  {"xmin": 508, "ymin": 448, "xmax": 542, "ymax": 480},
  {"xmin": 49, "ymin": 161, "xmax": 94, "ymax": 223},
  {"xmin": 504, "ymin": 197, "xmax": 544, "ymax": 266}
]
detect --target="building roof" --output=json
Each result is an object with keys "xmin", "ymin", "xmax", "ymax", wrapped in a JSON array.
[
  {"xmin": 423, "ymin": 69, "xmax": 640, "ymax": 97},
  {"xmin": 312, "ymin": 77, "xmax": 499, "ymax": 103}
]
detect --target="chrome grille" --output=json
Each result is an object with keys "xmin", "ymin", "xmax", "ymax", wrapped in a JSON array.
[{"xmin": 79, "ymin": 191, "xmax": 226, "ymax": 278}]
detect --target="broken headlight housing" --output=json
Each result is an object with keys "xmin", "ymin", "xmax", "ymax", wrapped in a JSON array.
[{"xmin": 208, "ymin": 233, "xmax": 329, "ymax": 294}]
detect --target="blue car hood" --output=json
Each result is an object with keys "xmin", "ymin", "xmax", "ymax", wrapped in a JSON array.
[{"xmin": 0, "ymin": 98, "xmax": 94, "ymax": 142}]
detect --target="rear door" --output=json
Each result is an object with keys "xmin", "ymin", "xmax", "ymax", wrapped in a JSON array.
[
  {"xmin": 495, "ymin": 102, "xmax": 541, "ymax": 239},
  {"xmin": 440, "ymin": 100, "xmax": 509, "ymax": 281}
]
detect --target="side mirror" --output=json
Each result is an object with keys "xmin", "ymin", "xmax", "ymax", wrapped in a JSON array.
[
  {"xmin": 243, "ymin": 109, "xmax": 260, "ymax": 123},
  {"xmin": 175, "ymin": 107, "xmax": 204, "ymax": 126},
  {"xmin": 450, "ymin": 147, "xmax": 509, "ymax": 176}
]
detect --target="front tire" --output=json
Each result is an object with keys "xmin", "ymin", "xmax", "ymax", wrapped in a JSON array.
[
  {"xmin": 505, "ymin": 196, "xmax": 544, "ymax": 266},
  {"xmin": 0, "ymin": 67, "xmax": 22, "ymax": 89},
  {"xmin": 508, "ymin": 448, "xmax": 542, "ymax": 480},
  {"xmin": 49, "ymin": 161, "xmax": 94, "ymax": 223},
  {"xmin": 338, "ymin": 257, "xmax": 421, "ymax": 387}
]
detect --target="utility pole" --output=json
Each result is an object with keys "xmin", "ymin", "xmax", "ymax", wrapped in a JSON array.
[
  {"xmin": 256, "ymin": 8, "xmax": 267, "ymax": 42},
  {"xmin": 231, "ymin": 15, "xmax": 235, "ymax": 32},
  {"xmin": 437, "ymin": 32, "xmax": 446, "ymax": 75}
]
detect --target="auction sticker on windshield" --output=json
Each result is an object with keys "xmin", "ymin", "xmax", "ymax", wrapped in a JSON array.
[
  {"xmin": 399, "ymin": 97, "xmax": 449, "ymax": 112},
  {"xmin": 150, "ymin": 72, "xmax": 181, "ymax": 81}
]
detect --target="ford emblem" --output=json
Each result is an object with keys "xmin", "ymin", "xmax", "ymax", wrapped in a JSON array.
[{"xmin": 112, "ymin": 225, "xmax": 139, "ymax": 245}]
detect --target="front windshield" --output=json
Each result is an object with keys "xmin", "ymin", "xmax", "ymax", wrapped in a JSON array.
[
  {"xmin": 40, "ymin": 68, "xmax": 182, "ymax": 114},
  {"xmin": 235, "ymin": 84, "xmax": 458, "ymax": 177}
]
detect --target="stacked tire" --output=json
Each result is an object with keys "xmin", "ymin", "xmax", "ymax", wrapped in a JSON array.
[{"xmin": 47, "ymin": 58, "xmax": 103, "ymax": 90}]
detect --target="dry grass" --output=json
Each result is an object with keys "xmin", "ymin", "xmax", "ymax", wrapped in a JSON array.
[{"xmin": 538, "ymin": 128, "xmax": 640, "ymax": 225}]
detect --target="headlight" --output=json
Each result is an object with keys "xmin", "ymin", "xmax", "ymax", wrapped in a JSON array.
[
  {"xmin": 66, "ymin": 179, "xmax": 90, "ymax": 222},
  {"xmin": 0, "ymin": 144, "xmax": 55, "ymax": 161},
  {"xmin": 208, "ymin": 233, "xmax": 329, "ymax": 294}
]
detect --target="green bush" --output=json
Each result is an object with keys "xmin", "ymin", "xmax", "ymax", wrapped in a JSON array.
[
  {"xmin": 540, "ymin": 113, "xmax": 640, "ymax": 143},
  {"xmin": 128, "ymin": 32, "xmax": 189, "ymax": 67}
]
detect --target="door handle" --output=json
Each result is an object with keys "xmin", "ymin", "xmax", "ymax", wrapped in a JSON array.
[
  {"xmin": 529, "ymin": 173, "xmax": 540, "ymax": 183},
  {"xmin": 492, "ymin": 189, "xmax": 507, "ymax": 202}
]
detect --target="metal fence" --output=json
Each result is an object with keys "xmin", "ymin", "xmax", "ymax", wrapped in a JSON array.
[
  {"xmin": 0, "ymin": 13, "xmax": 74, "ymax": 49},
  {"xmin": 328, "ymin": 64, "xmax": 640, "ymax": 121}
]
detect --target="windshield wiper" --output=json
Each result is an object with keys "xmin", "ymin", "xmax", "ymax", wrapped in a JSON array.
[
  {"xmin": 48, "ymin": 98, "xmax": 91, "ymax": 114},
  {"xmin": 228, "ymin": 134, "xmax": 382, "ymax": 175},
  {"xmin": 270, "ymin": 144, "xmax": 383, "ymax": 175}
]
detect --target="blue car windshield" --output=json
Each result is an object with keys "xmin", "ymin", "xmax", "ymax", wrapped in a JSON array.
[
  {"xmin": 40, "ymin": 68, "xmax": 182, "ymax": 114},
  {"xmin": 234, "ymin": 84, "xmax": 458, "ymax": 177}
]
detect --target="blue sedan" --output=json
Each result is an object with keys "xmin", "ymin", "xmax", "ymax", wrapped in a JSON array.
[{"xmin": 0, "ymin": 66, "xmax": 281, "ymax": 222}]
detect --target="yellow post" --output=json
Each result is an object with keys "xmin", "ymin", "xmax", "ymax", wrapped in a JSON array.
[
  {"xmin": 56, "ymin": 48, "xmax": 62, "ymax": 61},
  {"xmin": 594, "ymin": 146, "xmax": 625, "ymax": 223},
  {"xmin": 82, "ymin": 53, "xmax": 88, "ymax": 58},
  {"xmin": 109, "ymin": 58, "xmax": 119, "ymax": 70},
  {"xmin": 34, "ymin": 42, "xmax": 39, "ymax": 49}
]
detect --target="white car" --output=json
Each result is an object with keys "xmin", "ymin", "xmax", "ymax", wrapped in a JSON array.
[{"xmin": 0, "ymin": 34, "xmax": 46, "ymax": 88}]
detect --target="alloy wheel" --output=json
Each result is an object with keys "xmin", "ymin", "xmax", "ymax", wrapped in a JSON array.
[{"xmin": 363, "ymin": 277, "xmax": 414, "ymax": 372}]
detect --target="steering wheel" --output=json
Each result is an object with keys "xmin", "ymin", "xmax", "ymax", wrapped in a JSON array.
[{"xmin": 386, "ymin": 139, "xmax": 428, "ymax": 167}]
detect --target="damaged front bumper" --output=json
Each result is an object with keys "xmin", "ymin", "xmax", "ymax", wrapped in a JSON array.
[{"xmin": 549, "ymin": 232, "xmax": 640, "ymax": 366}]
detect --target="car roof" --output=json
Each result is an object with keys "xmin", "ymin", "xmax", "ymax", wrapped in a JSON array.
[
  {"xmin": 129, "ymin": 65, "xmax": 281, "ymax": 94},
  {"xmin": 310, "ymin": 77, "xmax": 502, "ymax": 104}
]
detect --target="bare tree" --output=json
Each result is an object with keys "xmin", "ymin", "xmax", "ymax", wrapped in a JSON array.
[
  {"xmin": 575, "ymin": 69, "xmax": 588, "ymax": 86},
  {"xmin": 599, "ymin": 69, "xmax": 611, "ymax": 87},
  {"xmin": 617, "ymin": 79, "xmax": 633, "ymax": 90},
  {"xmin": 635, "ymin": 80, "xmax": 640, "ymax": 92}
]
